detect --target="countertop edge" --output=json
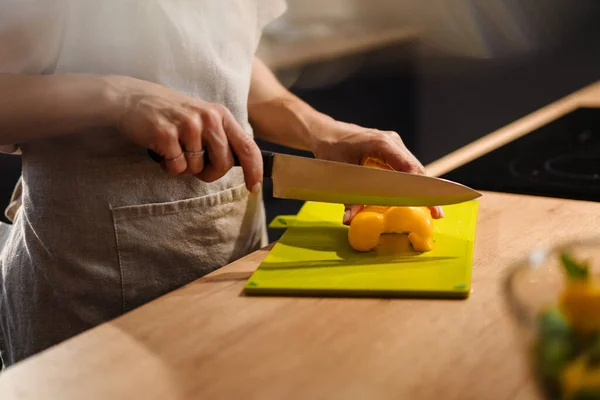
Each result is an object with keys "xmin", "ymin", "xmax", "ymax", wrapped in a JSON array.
[{"xmin": 425, "ymin": 81, "xmax": 600, "ymax": 177}]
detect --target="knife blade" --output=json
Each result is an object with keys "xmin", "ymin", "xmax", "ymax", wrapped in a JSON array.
[{"xmin": 147, "ymin": 149, "xmax": 481, "ymax": 206}]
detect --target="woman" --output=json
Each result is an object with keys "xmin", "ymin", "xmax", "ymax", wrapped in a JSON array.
[{"xmin": 0, "ymin": 0, "xmax": 442, "ymax": 366}]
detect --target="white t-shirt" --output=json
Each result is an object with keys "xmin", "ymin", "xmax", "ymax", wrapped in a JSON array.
[{"xmin": 0, "ymin": 0, "xmax": 286, "ymax": 153}]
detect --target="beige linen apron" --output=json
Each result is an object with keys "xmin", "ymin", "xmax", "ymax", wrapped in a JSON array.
[{"xmin": 0, "ymin": 0, "xmax": 286, "ymax": 366}]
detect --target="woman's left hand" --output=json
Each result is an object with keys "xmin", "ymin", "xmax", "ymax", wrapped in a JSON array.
[{"xmin": 310, "ymin": 119, "xmax": 445, "ymax": 224}]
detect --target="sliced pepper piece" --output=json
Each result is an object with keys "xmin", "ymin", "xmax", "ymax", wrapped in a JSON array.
[{"xmin": 347, "ymin": 157, "xmax": 435, "ymax": 253}]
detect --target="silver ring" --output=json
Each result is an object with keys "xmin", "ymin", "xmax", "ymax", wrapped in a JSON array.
[{"xmin": 184, "ymin": 149, "xmax": 205, "ymax": 158}]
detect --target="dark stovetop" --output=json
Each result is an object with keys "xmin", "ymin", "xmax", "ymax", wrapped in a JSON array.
[{"xmin": 441, "ymin": 107, "xmax": 600, "ymax": 202}]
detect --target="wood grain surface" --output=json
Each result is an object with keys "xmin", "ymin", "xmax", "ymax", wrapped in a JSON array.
[{"xmin": 1, "ymin": 191, "xmax": 599, "ymax": 400}]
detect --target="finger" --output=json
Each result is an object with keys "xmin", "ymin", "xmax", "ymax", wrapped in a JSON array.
[
  {"xmin": 429, "ymin": 206, "xmax": 444, "ymax": 219},
  {"xmin": 194, "ymin": 108, "xmax": 234, "ymax": 183},
  {"xmin": 382, "ymin": 146, "xmax": 444, "ymax": 219},
  {"xmin": 154, "ymin": 120, "xmax": 186, "ymax": 176},
  {"xmin": 383, "ymin": 147, "xmax": 424, "ymax": 175},
  {"xmin": 369, "ymin": 133, "xmax": 444, "ymax": 218},
  {"xmin": 176, "ymin": 110, "xmax": 204, "ymax": 175},
  {"xmin": 343, "ymin": 205, "xmax": 364, "ymax": 225},
  {"xmin": 220, "ymin": 107, "xmax": 262, "ymax": 193},
  {"xmin": 376, "ymin": 132, "xmax": 425, "ymax": 175}
]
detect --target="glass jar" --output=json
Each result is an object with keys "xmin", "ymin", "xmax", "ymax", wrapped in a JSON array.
[{"xmin": 504, "ymin": 238, "xmax": 600, "ymax": 400}]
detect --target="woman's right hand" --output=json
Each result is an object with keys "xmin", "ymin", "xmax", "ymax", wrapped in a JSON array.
[{"xmin": 110, "ymin": 76, "xmax": 263, "ymax": 193}]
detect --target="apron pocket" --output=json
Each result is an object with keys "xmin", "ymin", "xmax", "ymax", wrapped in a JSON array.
[{"xmin": 111, "ymin": 184, "xmax": 266, "ymax": 313}]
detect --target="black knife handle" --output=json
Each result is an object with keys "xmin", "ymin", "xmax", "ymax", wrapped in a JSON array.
[{"xmin": 147, "ymin": 149, "xmax": 274, "ymax": 178}]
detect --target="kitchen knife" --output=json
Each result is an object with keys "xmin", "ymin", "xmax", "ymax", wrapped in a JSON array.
[{"xmin": 147, "ymin": 149, "xmax": 481, "ymax": 206}]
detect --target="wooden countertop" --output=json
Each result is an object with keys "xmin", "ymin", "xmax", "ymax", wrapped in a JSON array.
[{"xmin": 1, "ymin": 83, "xmax": 600, "ymax": 399}]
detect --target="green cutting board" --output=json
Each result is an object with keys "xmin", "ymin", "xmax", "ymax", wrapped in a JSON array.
[{"xmin": 244, "ymin": 200, "xmax": 479, "ymax": 298}]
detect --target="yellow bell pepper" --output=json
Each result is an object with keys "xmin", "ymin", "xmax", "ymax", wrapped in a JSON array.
[
  {"xmin": 348, "ymin": 205, "xmax": 434, "ymax": 252},
  {"xmin": 559, "ymin": 281, "xmax": 600, "ymax": 332},
  {"xmin": 561, "ymin": 357, "xmax": 587, "ymax": 398},
  {"xmin": 557, "ymin": 253, "xmax": 600, "ymax": 332},
  {"xmin": 347, "ymin": 157, "xmax": 435, "ymax": 253},
  {"xmin": 561, "ymin": 356, "xmax": 600, "ymax": 398}
]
